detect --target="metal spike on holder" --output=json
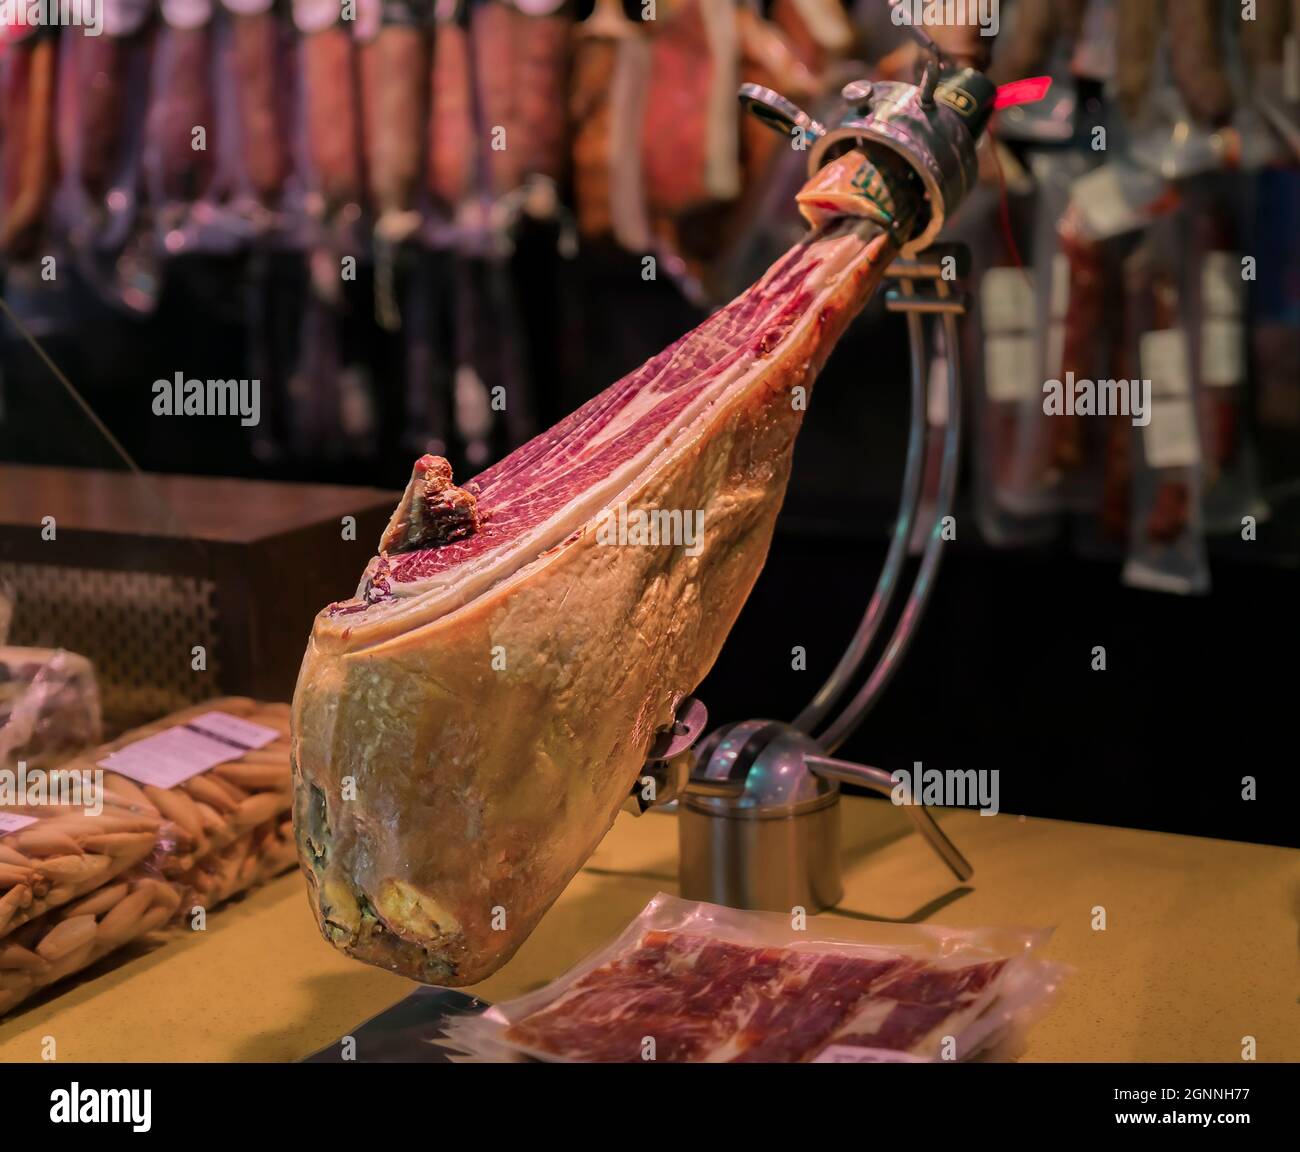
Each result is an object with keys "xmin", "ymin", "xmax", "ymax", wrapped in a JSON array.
[{"xmin": 629, "ymin": 53, "xmax": 997, "ymax": 913}]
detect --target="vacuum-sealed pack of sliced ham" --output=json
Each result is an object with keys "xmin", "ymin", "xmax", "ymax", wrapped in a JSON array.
[{"xmin": 442, "ymin": 894, "xmax": 1066, "ymax": 1063}]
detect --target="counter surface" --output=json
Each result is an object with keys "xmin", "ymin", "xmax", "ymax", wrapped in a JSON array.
[{"xmin": 1, "ymin": 801, "xmax": 1295, "ymax": 1062}]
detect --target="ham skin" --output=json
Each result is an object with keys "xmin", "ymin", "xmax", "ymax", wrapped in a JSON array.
[{"xmin": 292, "ymin": 155, "xmax": 915, "ymax": 986}]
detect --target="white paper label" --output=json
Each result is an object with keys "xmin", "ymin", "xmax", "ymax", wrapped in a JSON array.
[
  {"xmin": 984, "ymin": 334, "xmax": 1038, "ymax": 403},
  {"xmin": 1141, "ymin": 329, "xmax": 1192, "ymax": 399},
  {"xmin": 1045, "ymin": 320, "xmax": 1066, "ymax": 381},
  {"xmin": 1201, "ymin": 318, "xmax": 1245, "ymax": 388},
  {"xmin": 1050, "ymin": 253, "xmax": 1070, "ymax": 321},
  {"xmin": 980, "ymin": 268, "xmax": 1035, "ymax": 335},
  {"xmin": 1201, "ymin": 251, "xmax": 1243, "ymax": 317},
  {"xmin": 1142, "ymin": 398, "xmax": 1201, "ymax": 469},
  {"xmin": 813, "ymin": 1046, "xmax": 929, "ymax": 1063},
  {"xmin": 1071, "ymin": 165, "xmax": 1145, "ymax": 241},
  {"xmin": 0, "ymin": 812, "xmax": 39, "ymax": 836},
  {"xmin": 98, "ymin": 711, "xmax": 279, "ymax": 790}
]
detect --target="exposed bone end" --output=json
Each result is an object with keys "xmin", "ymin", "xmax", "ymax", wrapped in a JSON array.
[{"xmin": 379, "ymin": 455, "xmax": 482, "ymax": 556}]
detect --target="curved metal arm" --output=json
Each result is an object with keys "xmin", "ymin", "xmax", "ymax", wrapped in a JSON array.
[
  {"xmin": 816, "ymin": 301, "xmax": 962, "ymax": 754},
  {"xmin": 793, "ymin": 284, "xmax": 927, "ymax": 735},
  {"xmin": 807, "ymin": 754, "xmax": 973, "ymax": 882},
  {"xmin": 886, "ymin": 0, "xmax": 944, "ymax": 104}
]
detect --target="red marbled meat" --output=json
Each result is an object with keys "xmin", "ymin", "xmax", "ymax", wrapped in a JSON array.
[{"xmin": 338, "ymin": 224, "xmax": 848, "ymax": 608}]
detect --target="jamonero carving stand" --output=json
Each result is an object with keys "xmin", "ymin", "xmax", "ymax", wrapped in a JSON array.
[{"xmin": 626, "ymin": 16, "xmax": 1012, "ymax": 913}]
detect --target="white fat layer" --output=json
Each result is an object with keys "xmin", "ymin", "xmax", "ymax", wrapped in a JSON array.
[{"xmin": 360, "ymin": 225, "xmax": 877, "ymax": 628}]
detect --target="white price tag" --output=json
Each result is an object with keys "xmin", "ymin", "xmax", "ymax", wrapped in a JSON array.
[
  {"xmin": 1050, "ymin": 253, "xmax": 1070, "ymax": 321},
  {"xmin": 984, "ymin": 334, "xmax": 1038, "ymax": 403},
  {"xmin": 98, "ymin": 712, "xmax": 279, "ymax": 790},
  {"xmin": 0, "ymin": 813, "xmax": 39, "ymax": 836},
  {"xmin": 813, "ymin": 1046, "xmax": 930, "ymax": 1063},
  {"xmin": 1202, "ymin": 251, "xmax": 1244, "ymax": 317},
  {"xmin": 1141, "ymin": 329, "xmax": 1192, "ymax": 398},
  {"xmin": 1045, "ymin": 320, "xmax": 1065, "ymax": 380},
  {"xmin": 1201, "ymin": 318, "xmax": 1245, "ymax": 388},
  {"xmin": 980, "ymin": 268, "xmax": 1035, "ymax": 335},
  {"xmin": 1142, "ymin": 398, "xmax": 1201, "ymax": 469},
  {"xmin": 1070, "ymin": 165, "xmax": 1147, "ymax": 241}
]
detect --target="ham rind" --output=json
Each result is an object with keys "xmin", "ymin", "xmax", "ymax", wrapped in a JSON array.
[{"xmin": 293, "ymin": 151, "xmax": 916, "ymax": 986}]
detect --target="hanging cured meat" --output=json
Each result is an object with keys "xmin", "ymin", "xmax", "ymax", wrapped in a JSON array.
[
  {"xmin": 569, "ymin": 0, "xmax": 652, "ymax": 248},
  {"xmin": 427, "ymin": 0, "xmax": 476, "ymax": 213},
  {"xmin": 292, "ymin": 149, "xmax": 921, "ymax": 985},
  {"xmin": 1, "ymin": 33, "xmax": 59, "ymax": 259},
  {"xmin": 228, "ymin": 1, "xmax": 290, "ymax": 206}
]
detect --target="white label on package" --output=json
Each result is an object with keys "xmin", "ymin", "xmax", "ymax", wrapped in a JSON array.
[
  {"xmin": 0, "ymin": 812, "xmax": 39, "ymax": 836},
  {"xmin": 98, "ymin": 712, "xmax": 279, "ymax": 789},
  {"xmin": 1201, "ymin": 319, "xmax": 1245, "ymax": 388},
  {"xmin": 813, "ymin": 1046, "xmax": 930, "ymax": 1063},
  {"xmin": 1141, "ymin": 329, "xmax": 1192, "ymax": 399},
  {"xmin": 980, "ymin": 268, "xmax": 1035, "ymax": 335},
  {"xmin": 1050, "ymin": 253, "xmax": 1070, "ymax": 321},
  {"xmin": 1070, "ymin": 165, "xmax": 1146, "ymax": 241},
  {"xmin": 1143, "ymin": 398, "xmax": 1201, "ymax": 469},
  {"xmin": 1202, "ymin": 252, "xmax": 1244, "ymax": 317},
  {"xmin": 1045, "ymin": 320, "xmax": 1065, "ymax": 381},
  {"xmin": 984, "ymin": 334, "xmax": 1038, "ymax": 403}
]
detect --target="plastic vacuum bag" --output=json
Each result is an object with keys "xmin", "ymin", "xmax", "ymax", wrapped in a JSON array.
[
  {"xmin": 442, "ymin": 893, "xmax": 1067, "ymax": 1063},
  {"xmin": 0, "ymin": 648, "xmax": 102, "ymax": 771}
]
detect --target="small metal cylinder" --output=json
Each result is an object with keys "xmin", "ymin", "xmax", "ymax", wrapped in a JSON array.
[{"xmin": 679, "ymin": 791, "xmax": 843, "ymax": 913}]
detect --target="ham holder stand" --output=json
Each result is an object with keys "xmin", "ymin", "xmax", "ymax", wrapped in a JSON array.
[{"xmin": 625, "ymin": 12, "xmax": 1021, "ymax": 913}]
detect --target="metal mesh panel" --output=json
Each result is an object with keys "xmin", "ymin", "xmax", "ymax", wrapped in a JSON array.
[{"xmin": 0, "ymin": 562, "xmax": 221, "ymax": 729}]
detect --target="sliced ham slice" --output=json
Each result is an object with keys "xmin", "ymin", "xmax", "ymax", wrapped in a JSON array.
[{"xmin": 292, "ymin": 150, "xmax": 920, "ymax": 986}]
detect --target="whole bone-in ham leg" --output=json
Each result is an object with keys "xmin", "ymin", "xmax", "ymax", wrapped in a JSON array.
[{"xmin": 292, "ymin": 149, "xmax": 919, "ymax": 986}]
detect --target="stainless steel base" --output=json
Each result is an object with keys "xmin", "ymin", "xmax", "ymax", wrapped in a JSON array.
[{"xmin": 678, "ymin": 794, "xmax": 844, "ymax": 913}]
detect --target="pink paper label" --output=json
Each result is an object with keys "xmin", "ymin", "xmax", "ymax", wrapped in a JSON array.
[{"xmin": 0, "ymin": 813, "xmax": 39, "ymax": 836}]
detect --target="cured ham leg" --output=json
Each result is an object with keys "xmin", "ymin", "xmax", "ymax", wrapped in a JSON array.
[{"xmin": 292, "ymin": 150, "xmax": 920, "ymax": 986}]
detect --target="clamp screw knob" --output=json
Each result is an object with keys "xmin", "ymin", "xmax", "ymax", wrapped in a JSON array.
[{"xmin": 841, "ymin": 79, "xmax": 874, "ymax": 106}]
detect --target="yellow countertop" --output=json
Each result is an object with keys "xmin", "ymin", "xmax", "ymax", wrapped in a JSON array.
[{"xmin": 2, "ymin": 800, "xmax": 1296, "ymax": 1062}]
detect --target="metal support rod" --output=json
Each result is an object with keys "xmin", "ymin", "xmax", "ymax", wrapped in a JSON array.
[
  {"xmin": 807, "ymin": 755, "xmax": 974, "ymax": 882},
  {"xmin": 793, "ymin": 276, "xmax": 928, "ymax": 735},
  {"xmin": 816, "ymin": 294, "xmax": 963, "ymax": 753}
]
